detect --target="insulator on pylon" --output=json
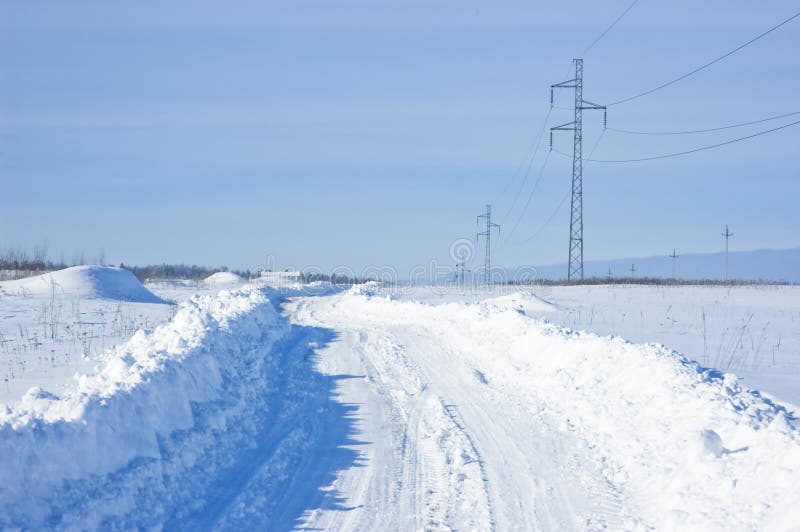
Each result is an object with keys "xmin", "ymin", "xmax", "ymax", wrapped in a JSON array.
[
  {"xmin": 604, "ymin": 110, "xmax": 608, "ymax": 129},
  {"xmin": 550, "ymin": 90, "xmax": 554, "ymax": 106},
  {"xmin": 549, "ymin": 131, "xmax": 553, "ymax": 151}
]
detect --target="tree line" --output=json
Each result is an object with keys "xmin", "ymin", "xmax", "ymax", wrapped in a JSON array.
[{"xmin": 0, "ymin": 246, "xmax": 364, "ymax": 284}]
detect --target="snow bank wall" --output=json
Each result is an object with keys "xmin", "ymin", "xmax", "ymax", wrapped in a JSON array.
[{"xmin": 0, "ymin": 286, "xmax": 288, "ymax": 528}]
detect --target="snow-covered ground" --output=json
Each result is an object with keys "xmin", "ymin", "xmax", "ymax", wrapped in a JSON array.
[
  {"xmin": 527, "ymin": 284, "xmax": 800, "ymax": 407},
  {"xmin": 1, "ymin": 275, "xmax": 799, "ymax": 529},
  {"xmin": 357, "ymin": 283, "xmax": 800, "ymax": 407},
  {"xmin": 0, "ymin": 267, "xmax": 176, "ymax": 404}
]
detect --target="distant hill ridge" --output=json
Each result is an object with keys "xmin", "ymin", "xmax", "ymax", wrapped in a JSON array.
[{"xmin": 512, "ymin": 246, "xmax": 800, "ymax": 283}]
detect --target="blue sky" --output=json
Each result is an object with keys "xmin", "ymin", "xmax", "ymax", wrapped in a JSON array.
[{"xmin": 2, "ymin": 0, "xmax": 798, "ymax": 275}]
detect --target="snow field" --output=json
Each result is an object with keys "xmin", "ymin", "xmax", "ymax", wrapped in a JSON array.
[
  {"xmin": 0, "ymin": 267, "xmax": 175, "ymax": 404},
  {"xmin": 526, "ymin": 284, "xmax": 800, "ymax": 405}
]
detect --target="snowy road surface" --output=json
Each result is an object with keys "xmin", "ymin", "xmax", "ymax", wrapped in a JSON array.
[
  {"xmin": 286, "ymin": 288, "xmax": 800, "ymax": 531},
  {"xmin": 1, "ymin": 282, "xmax": 799, "ymax": 530}
]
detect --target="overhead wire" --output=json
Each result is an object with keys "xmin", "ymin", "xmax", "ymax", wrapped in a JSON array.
[
  {"xmin": 577, "ymin": 118, "xmax": 800, "ymax": 163},
  {"xmin": 502, "ymin": 139, "xmax": 539, "ymax": 194},
  {"xmin": 504, "ymin": 7, "xmax": 799, "ymax": 251},
  {"xmin": 582, "ymin": 0, "xmax": 641, "ymax": 55},
  {"xmin": 515, "ymin": 129, "xmax": 607, "ymax": 245},
  {"xmin": 506, "ymin": 150, "xmax": 552, "ymax": 239},
  {"xmin": 607, "ymin": 9, "xmax": 800, "ymax": 106},
  {"xmin": 502, "ymin": 0, "xmax": 640, "ymax": 244},
  {"xmin": 606, "ymin": 110, "xmax": 800, "ymax": 135},
  {"xmin": 503, "ymin": 105, "xmax": 554, "ymax": 219}
]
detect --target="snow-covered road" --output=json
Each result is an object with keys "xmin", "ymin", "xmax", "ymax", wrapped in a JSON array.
[
  {"xmin": 284, "ymin": 287, "xmax": 800, "ymax": 530},
  {"xmin": 287, "ymin": 296, "xmax": 604, "ymax": 530},
  {"xmin": 2, "ymin": 282, "xmax": 799, "ymax": 530}
]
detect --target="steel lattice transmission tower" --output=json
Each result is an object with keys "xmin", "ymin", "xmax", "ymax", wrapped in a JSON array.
[
  {"xmin": 550, "ymin": 59, "xmax": 606, "ymax": 280},
  {"xmin": 476, "ymin": 204, "xmax": 500, "ymax": 285}
]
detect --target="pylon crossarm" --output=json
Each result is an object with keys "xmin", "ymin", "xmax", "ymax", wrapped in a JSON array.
[
  {"xmin": 580, "ymin": 99, "xmax": 606, "ymax": 110},
  {"xmin": 551, "ymin": 79, "xmax": 577, "ymax": 88},
  {"xmin": 551, "ymin": 121, "xmax": 576, "ymax": 131}
]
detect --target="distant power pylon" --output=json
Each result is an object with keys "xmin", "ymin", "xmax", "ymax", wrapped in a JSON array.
[
  {"xmin": 551, "ymin": 58, "xmax": 607, "ymax": 281},
  {"xmin": 668, "ymin": 248, "xmax": 680, "ymax": 279},
  {"xmin": 722, "ymin": 225, "xmax": 733, "ymax": 282},
  {"xmin": 607, "ymin": 267, "xmax": 613, "ymax": 280},
  {"xmin": 476, "ymin": 204, "xmax": 501, "ymax": 285},
  {"xmin": 629, "ymin": 263, "xmax": 636, "ymax": 278},
  {"xmin": 455, "ymin": 258, "xmax": 469, "ymax": 284}
]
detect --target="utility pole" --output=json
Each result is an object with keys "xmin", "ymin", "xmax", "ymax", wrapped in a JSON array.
[
  {"xmin": 476, "ymin": 204, "xmax": 501, "ymax": 285},
  {"xmin": 551, "ymin": 58, "xmax": 607, "ymax": 281},
  {"xmin": 722, "ymin": 225, "xmax": 733, "ymax": 283},
  {"xmin": 629, "ymin": 263, "xmax": 636, "ymax": 278},
  {"xmin": 668, "ymin": 248, "xmax": 679, "ymax": 280}
]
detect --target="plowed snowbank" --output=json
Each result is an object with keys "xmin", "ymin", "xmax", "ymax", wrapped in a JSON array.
[{"xmin": 0, "ymin": 286, "xmax": 286, "ymax": 527}]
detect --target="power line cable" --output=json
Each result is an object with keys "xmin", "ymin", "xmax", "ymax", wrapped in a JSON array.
[
  {"xmin": 582, "ymin": 0, "xmax": 641, "ymax": 55},
  {"xmin": 563, "ymin": 118, "xmax": 800, "ymax": 163},
  {"xmin": 501, "ymin": 0, "xmax": 638, "ymax": 247},
  {"xmin": 502, "ymin": 139, "xmax": 539, "ymax": 194},
  {"xmin": 506, "ymin": 150, "xmax": 552, "ymax": 239},
  {"xmin": 607, "ymin": 110, "xmax": 800, "ymax": 135},
  {"xmin": 519, "ymin": 188, "xmax": 571, "ymax": 245},
  {"xmin": 504, "ymin": 106, "xmax": 553, "ymax": 219},
  {"xmin": 515, "ymin": 130, "xmax": 606, "ymax": 245},
  {"xmin": 608, "ymin": 9, "xmax": 800, "ymax": 106}
]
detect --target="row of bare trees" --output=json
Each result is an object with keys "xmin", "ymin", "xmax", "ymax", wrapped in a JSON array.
[
  {"xmin": 0, "ymin": 246, "xmax": 250, "ymax": 283},
  {"xmin": 121, "ymin": 263, "xmax": 249, "ymax": 282}
]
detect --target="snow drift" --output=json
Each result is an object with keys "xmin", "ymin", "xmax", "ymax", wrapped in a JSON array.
[
  {"xmin": 0, "ymin": 286, "xmax": 289, "ymax": 527},
  {"xmin": 1, "ymin": 265, "xmax": 167, "ymax": 303},
  {"xmin": 203, "ymin": 271, "xmax": 243, "ymax": 287}
]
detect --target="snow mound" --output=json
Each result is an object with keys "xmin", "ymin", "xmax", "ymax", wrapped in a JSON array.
[
  {"xmin": 0, "ymin": 286, "xmax": 290, "ymax": 527},
  {"xmin": 202, "ymin": 271, "xmax": 242, "ymax": 287},
  {"xmin": 2, "ymin": 266, "xmax": 167, "ymax": 303}
]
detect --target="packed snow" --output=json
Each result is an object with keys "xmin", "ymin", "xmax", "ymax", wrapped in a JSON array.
[{"xmin": 1, "ymin": 277, "xmax": 799, "ymax": 529}]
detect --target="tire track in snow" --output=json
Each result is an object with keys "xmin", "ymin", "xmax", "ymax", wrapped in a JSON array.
[
  {"xmin": 286, "ymin": 289, "xmax": 800, "ymax": 529},
  {"xmin": 362, "ymin": 315, "xmax": 629, "ymax": 530},
  {"xmin": 359, "ymin": 333, "xmax": 494, "ymax": 531},
  {"xmin": 290, "ymin": 299, "xmax": 495, "ymax": 530},
  {"xmin": 289, "ymin": 293, "xmax": 653, "ymax": 529},
  {"xmin": 442, "ymin": 402, "xmax": 496, "ymax": 529}
]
